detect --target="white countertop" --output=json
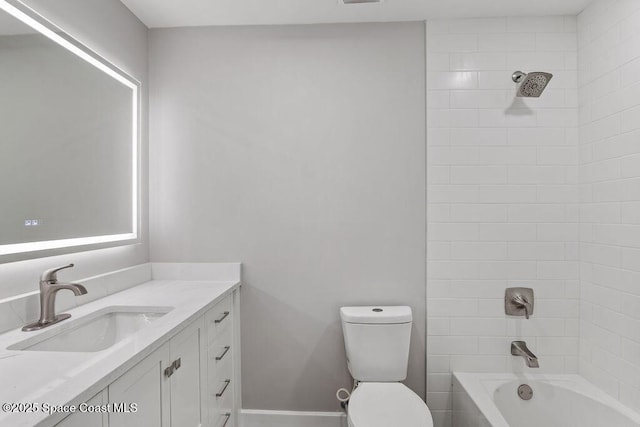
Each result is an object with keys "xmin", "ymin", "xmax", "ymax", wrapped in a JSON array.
[{"xmin": 0, "ymin": 279, "xmax": 240, "ymax": 427}]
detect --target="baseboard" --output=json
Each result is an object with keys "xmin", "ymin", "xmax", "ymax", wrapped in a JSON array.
[{"xmin": 240, "ymin": 409, "xmax": 347, "ymax": 427}]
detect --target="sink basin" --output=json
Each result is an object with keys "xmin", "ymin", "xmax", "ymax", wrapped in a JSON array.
[{"xmin": 8, "ymin": 306, "xmax": 172, "ymax": 353}]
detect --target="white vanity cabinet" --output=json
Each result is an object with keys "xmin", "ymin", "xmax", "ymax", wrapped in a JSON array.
[
  {"xmin": 108, "ymin": 342, "xmax": 170, "ymax": 427},
  {"xmin": 108, "ymin": 318, "xmax": 206, "ymax": 427},
  {"xmin": 205, "ymin": 295, "xmax": 238, "ymax": 427},
  {"xmin": 54, "ymin": 290, "xmax": 240, "ymax": 427},
  {"xmin": 55, "ymin": 390, "xmax": 108, "ymax": 427}
]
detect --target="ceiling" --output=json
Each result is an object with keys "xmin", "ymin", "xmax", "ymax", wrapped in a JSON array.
[{"xmin": 120, "ymin": 0, "xmax": 594, "ymax": 28}]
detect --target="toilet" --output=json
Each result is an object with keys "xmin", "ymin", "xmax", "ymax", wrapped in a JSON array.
[{"xmin": 340, "ymin": 306, "xmax": 433, "ymax": 427}]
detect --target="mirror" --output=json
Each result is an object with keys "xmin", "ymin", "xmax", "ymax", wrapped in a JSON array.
[{"xmin": 0, "ymin": 0, "xmax": 139, "ymax": 258}]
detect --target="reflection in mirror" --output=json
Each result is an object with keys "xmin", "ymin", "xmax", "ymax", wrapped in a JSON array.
[{"xmin": 0, "ymin": 1, "xmax": 139, "ymax": 257}]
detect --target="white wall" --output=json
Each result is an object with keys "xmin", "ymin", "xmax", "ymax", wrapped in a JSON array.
[
  {"xmin": 578, "ymin": 0, "xmax": 640, "ymax": 412},
  {"xmin": 0, "ymin": 0, "xmax": 149, "ymax": 299},
  {"xmin": 148, "ymin": 23, "xmax": 426, "ymax": 412},
  {"xmin": 426, "ymin": 17, "xmax": 579, "ymax": 427}
]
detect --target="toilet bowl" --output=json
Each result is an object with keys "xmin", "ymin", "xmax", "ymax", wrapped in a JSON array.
[
  {"xmin": 340, "ymin": 306, "xmax": 433, "ymax": 427},
  {"xmin": 347, "ymin": 382, "xmax": 433, "ymax": 427}
]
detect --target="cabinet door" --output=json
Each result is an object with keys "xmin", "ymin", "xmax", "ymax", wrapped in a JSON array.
[
  {"xmin": 109, "ymin": 343, "xmax": 171, "ymax": 427},
  {"xmin": 55, "ymin": 390, "xmax": 107, "ymax": 427},
  {"xmin": 170, "ymin": 318, "xmax": 205, "ymax": 427}
]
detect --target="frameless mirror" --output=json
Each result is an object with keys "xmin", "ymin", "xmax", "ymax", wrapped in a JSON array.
[{"xmin": 0, "ymin": 0, "xmax": 139, "ymax": 259}]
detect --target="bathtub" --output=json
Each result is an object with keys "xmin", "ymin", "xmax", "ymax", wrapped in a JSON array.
[{"xmin": 452, "ymin": 372, "xmax": 640, "ymax": 427}]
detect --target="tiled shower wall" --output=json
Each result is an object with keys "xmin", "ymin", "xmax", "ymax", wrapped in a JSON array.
[
  {"xmin": 426, "ymin": 17, "xmax": 579, "ymax": 426},
  {"xmin": 578, "ymin": 0, "xmax": 640, "ymax": 412}
]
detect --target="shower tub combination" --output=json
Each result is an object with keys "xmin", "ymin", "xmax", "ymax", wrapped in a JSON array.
[{"xmin": 453, "ymin": 373, "xmax": 640, "ymax": 427}]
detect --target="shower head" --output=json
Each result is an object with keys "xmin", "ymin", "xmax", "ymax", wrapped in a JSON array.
[{"xmin": 512, "ymin": 71, "xmax": 553, "ymax": 97}]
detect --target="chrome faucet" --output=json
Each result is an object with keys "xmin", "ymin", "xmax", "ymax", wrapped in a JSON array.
[
  {"xmin": 511, "ymin": 341, "xmax": 539, "ymax": 368},
  {"xmin": 22, "ymin": 264, "xmax": 87, "ymax": 332}
]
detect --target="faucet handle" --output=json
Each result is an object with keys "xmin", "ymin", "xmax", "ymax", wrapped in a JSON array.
[
  {"xmin": 512, "ymin": 293, "xmax": 531, "ymax": 319},
  {"xmin": 40, "ymin": 263, "xmax": 74, "ymax": 283},
  {"xmin": 505, "ymin": 287, "xmax": 534, "ymax": 319}
]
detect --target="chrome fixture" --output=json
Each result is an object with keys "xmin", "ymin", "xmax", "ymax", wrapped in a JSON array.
[
  {"xmin": 512, "ymin": 71, "xmax": 553, "ymax": 97},
  {"xmin": 505, "ymin": 287, "xmax": 534, "ymax": 319},
  {"xmin": 517, "ymin": 384, "xmax": 534, "ymax": 400},
  {"xmin": 22, "ymin": 264, "xmax": 87, "ymax": 332},
  {"xmin": 511, "ymin": 341, "xmax": 539, "ymax": 368}
]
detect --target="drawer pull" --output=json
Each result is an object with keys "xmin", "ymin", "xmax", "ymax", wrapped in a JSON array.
[
  {"xmin": 216, "ymin": 379, "xmax": 231, "ymax": 397},
  {"xmin": 216, "ymin": 346, "xmax": 231, "ymax": 361},
  {"xmin": 173, "ymin": 357, "xmax": 182, "ymax": 371},
  {"xmin": 221, "ymin": 412, "xmax": 232, "ymax": 427},
  {"xmin": 214, "ymin": 311, "xmax": 230, "ymax": 324}
]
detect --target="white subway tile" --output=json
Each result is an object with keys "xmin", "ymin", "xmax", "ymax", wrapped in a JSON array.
[
  {"xmin": 536, "ymin": 33, "xmax": 577, "ymax": 51},
  {"xmin": 477, "ymin": 147, "xmax": 538, "ymax": 164},
  {"xmin": 429, "ymin": 34, "xmax": 478, "ymax": 52},
  {"xmin": 427, "ymin": 53, "xmax": 450, "ymax": 72},
  {"xmin": 450, "ymin": 128, "xmax": 508, "ymax": 146},
  {"xmin": 451, "ymin": 242, "xmax": 508, "ymax": 260},
  {"xmin": 450, "ymin": 166, "xmax": 507, "ymax": 184},
  {"xmin": 478, "ymin": 109, "xmax": 537, "ymax": 128},
  {"xmin": 508, "ymin": 166, "xmax": 567, "ymax": 184},
  {"xmin": 449, "ymin": 18, "xmax": 507, "ymax": 34},
  {"xmin": 537, "ymin": 223, "xmax": 579, "ymax": 241},
  {"xmin": 537, "ymin": 146, "xmax": 578, "ymax": 165},
  {"xmin": 450, "ymin": 52, "xmax": 507, "ymax": 71},
  {"xmin": 479, "ymin": 223, "xmax": 537, "ymax": 241},
  {"xmin": 479, "ymin": 33, "xmax": 535, "ymax": 52},
  {"xmin": 507, "ymin": 128, "xmax": 566, "ymax": 146},
  {"xmin": 429, "ymin": 72, "xmax": 479, "ymax": 90},
  {"xmin": 450, "ymin": 318, "xmax": 507, "ymax": 336},
  {"xmin": 507, "ymin": 16, "xmax": 566, "ymax": 33},
  {"xmin": 477, "ymin": 185, "xmax": 537, "ymax": 203},
  {"xmin": 449, "ymin": 204, "xmax": 508, "ymax": 222},
  {"xmin": 508, "ymin": 205, "xmax": 568, "ymax": 222},
  {"xmin": 508, "ymin": 242, "xmax": 566, "ymax": 260}
]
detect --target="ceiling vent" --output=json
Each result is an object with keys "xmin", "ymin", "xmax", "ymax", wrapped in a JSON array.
[{"xmin": 341, "ymin": 0, "xmax": 383, "ymax": 4}]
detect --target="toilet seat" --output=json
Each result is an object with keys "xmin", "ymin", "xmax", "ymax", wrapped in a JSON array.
[{"xmin": 347, "ymin": 382, "xmax": 433, "ymax": 427}]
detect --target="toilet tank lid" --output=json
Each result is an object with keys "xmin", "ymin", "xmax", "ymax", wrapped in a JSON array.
[{"xmin": 340, "ymin": 306, "xmax": 412, "ymax": 324}]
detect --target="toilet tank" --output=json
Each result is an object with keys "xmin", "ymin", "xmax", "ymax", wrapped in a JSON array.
[{"xmin": 340, "ymin": 306, "xmax": 412, "ymax": 382}]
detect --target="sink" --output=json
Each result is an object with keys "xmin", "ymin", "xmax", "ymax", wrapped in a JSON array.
[{"xmin": 8, "ymin": 306, "xmax": 172, "ymax": 353}]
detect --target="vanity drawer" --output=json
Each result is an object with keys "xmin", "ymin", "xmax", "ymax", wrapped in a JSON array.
[
  {"xmin": 206, "ymin": 375, "xmax": 234, "ymax": 426},
  {"xmin": 206, "ymin": 296, "xmax": 233, "ymax": 344},
  {"xmin": 208, "ymin": 344, "xmax": 233, "ymax": 383},
  {"xmin": 209, "ymin": 328, "xmax": 233, "ymax": 371},
  {"xmin": 209, "ymin": 407, "xmax": 234, "ymax": 427}
]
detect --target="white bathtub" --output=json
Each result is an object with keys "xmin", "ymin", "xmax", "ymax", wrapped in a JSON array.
[{"xmin": 452, "ymin": 372, "xmax": 640, "ymax": 427}]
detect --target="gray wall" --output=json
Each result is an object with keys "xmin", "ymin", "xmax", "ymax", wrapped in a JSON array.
[
  {"xmin": 0, "ymin": 0, "xmax": 148, "ymax": 299},
  {"xmin": 149, "ymin": 23, "xmax": 426, "ymax": 411}
]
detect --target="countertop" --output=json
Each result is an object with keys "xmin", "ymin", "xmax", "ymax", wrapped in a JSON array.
[{"xmin": 0, "ymin": 279, "xmax": 240, "ymax": 426}]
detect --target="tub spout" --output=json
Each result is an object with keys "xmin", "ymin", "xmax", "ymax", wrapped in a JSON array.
[{"xmin": 511, "ymin": 341, "xmax": 539, "ymax": 368}]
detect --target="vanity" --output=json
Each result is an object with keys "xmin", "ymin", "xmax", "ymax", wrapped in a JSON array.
[
  {"xmin": 0, "ymin": 263, "xmax": 241, "ymax": 427},
  {"xmin": 0, "ymin": 2, "xmax": 241, "ymax": 425}
]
